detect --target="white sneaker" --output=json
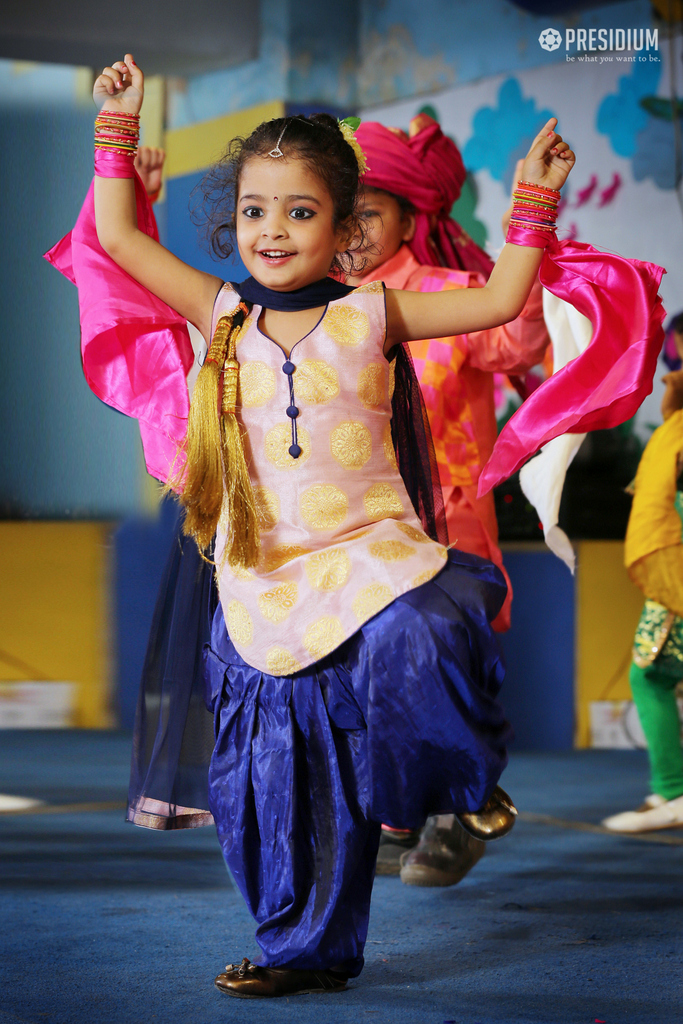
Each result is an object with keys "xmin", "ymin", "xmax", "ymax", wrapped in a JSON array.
[{"xmin": 601, "ymin": 793, "xmax": 683, "ymax": 833}]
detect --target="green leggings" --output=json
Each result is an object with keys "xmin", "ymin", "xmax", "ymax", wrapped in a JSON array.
[{"xmin": 630, "ymin": 661, "xmax": 683, "ymax": 800}]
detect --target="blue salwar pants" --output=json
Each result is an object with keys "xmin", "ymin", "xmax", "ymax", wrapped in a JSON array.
[{"xmin": 204, "ymin": 550, "xmax": 510, "ymax": 976}]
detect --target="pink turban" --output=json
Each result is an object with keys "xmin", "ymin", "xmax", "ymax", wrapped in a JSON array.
[{"xmin": 356, "ymin": 115, "xmax": 494, "ymax": 278}]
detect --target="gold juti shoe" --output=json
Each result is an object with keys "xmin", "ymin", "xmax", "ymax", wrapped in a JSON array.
[
  {"xmin": 456, "ymin": 786, "xmax": 518, "ymax": 841},
  {"xmin": 214, "ymin": 958, "xmax": 347, "ymax": 998}
]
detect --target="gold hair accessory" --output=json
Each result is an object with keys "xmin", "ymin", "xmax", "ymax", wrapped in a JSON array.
[
  {"xmin": 169, "ymin": 302, "xmax": 260, "ymax": 568},
  {"xmin": 338, "ymin": 116, "xmax": 368, "ymax": 175}
]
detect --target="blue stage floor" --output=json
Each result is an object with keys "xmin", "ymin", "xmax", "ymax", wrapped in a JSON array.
[{"xmin": 0, "ymin": 731, "xmax": 681, "ymax": 1024}]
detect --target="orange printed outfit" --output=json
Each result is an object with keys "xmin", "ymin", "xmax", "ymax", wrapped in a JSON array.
[{"xmin": 361, "ymin": 245, "xmax": 549, "ymax": 631}]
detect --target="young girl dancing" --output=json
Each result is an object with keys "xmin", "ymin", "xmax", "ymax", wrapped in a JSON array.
[{"xmin": 48, "ymin": 53, "xmax": 574, "ymax": 999}]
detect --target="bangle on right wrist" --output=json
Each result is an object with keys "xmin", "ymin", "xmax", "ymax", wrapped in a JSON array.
[{"xmin": 94, "ymin": 109, "xmax": 140, "ymax": 156}]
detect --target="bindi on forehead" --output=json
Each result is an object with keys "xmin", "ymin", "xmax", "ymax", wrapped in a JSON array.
[
  {"xmin": 238, "ymin": 157, "xmax": 330, "ymax": 201},
  {"xmin": 238, "ymin": 190, "xmax": 324, "ymax": 207}
]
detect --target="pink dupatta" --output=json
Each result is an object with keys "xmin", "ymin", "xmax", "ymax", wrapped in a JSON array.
[
  {"xmin": 44, "ymin": 158, "xmax": 193, "ymax": 483},
  {"xmin": 478, "ymin": 238, "xmax": 666, "ymax": 496}
]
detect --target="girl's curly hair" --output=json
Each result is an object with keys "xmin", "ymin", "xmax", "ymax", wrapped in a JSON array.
[{"xmin": 193, "ymin": 113, "xmax": 369, "ymax": 277}]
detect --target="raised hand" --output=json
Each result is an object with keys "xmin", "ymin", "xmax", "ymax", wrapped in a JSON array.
[
  {"xmin": 93, "ymin": 53, "xmax": 144, "ymax": 116},
  {"xmin": 135, "ymin": 146, "xmax": 166, "ymax": 198},
  {"xmin": 520, "ymin": 118, "xmax": 575, "ymax": 193}
]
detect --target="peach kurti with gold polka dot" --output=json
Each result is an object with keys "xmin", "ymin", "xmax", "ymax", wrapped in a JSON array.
[{"xmin": 212, "ymin": 280, "xmax": 448, "ymax": 675}]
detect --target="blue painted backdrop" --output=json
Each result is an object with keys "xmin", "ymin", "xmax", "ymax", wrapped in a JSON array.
[
  {"xmin": 0, "ymin": 107, "xmax": 143, "ymax": 518},
  {"xmin": 499, "ymin": 550, "xmax": 575, "ymax": 750}
]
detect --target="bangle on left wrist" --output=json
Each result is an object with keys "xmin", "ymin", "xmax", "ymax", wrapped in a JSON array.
[{"xmin": 505, "ymin": 180, "xmax": 560, "ymax": 248}]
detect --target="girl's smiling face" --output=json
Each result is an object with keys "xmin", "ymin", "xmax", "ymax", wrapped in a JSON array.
[{"xmin": 236, "ymin": 156, "xmax": 352, "ymax": 291}]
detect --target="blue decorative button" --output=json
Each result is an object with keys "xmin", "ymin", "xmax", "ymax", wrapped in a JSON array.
[
  {"xmin": 286, "ymin": 405, "xmax": 299, "ymax": 419},
  {"xmin": 282, "ymin": 360, "xmax": 296, "ymax": 375},
  {"xmin": 289, "ymin": 444, "xmax": 302, "ymax": 458}
]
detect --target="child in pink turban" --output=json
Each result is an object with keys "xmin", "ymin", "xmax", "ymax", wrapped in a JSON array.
[
  {"xmin": 351, "ymin": 114, "xmax": 550, "ymax": 886},
  {"xmin": 352, "ymin": 114, "xmax": 550, "ymax": 637}
]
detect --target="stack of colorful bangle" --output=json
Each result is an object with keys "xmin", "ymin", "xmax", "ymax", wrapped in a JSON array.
[
  {"xmin": 94, "ymin": 109, "xmax": 140, "ymax": 157},
  {"xmin": 508, "ymin": 179, "xmax": 560, "ymax": 236}
]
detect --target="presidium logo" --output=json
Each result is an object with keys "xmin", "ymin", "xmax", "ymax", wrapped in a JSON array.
[
  {"xmin": 539, "ymin": 26, "xmax": 659, "ymax": 57},
  {"xmin": 539, "ymin": 28, "xmax": 562, "ymax": 51}
]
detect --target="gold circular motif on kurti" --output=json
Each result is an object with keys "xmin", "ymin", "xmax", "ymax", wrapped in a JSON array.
[
  {"xmin": 322, "ymin": 305, "xmax": 370, "ymax": 347},
  {"xmin": 238, "ymin": 361, "xmax": 276, "ymax": 407},
  {"xmin": 300, "ymin": 484, "xmax": 349, "ymax": 531},
  {"xmin": 229, "ymin": 563, "xmax": 257, "ymax": 582},
  {"xmin": 257, "ymin": 581, "xmax": 298, "ymax": 624},
  {"xmin": 413, "ymin": 567, "xmax": 440, "ymax": 588},
  {"xmin": 303, "ymin": 616, "xmax": 346, "ymax": 659},
  {"xmin": 355, "ymin": 280, "xmax": 384, "ymax": 295},
  {"xmin": 265, "ymin": 424, "xmax": 311, "ymax": 469},
  {"xmin": 363, "ymin": 483, "xmax": 404, "ymax": 521},
  {"xmin": 226, "ymin": 600, "xmax": 254, "ymax": 645},
  {"xmin": 368, "ymin": 540, "xmax": 416, "ymax": 562},
  {"xmin": 382, "ymin": 421, "xmax": 398, "ymax": 470},
  {"xmin": 395, "ymin": 522, "xmax": 430, "ymax": 543},
  {"xmin": 352, "ymin": 583, "xmax": 394, "ymax": 623},
  {"xmin": 253, "ymin": 485, "xmax": 280, "ymax": 533},
  {"xmin": 262, "ymin": 543, "xmax": 311, "ymax": 572},
  {"xmin": 357, "ymin": 363, "xmax": 387, "ymax": 408},
  {"xmin": 295, "ymin": 360, "xmax": 340, "ymax": 405},
  {"xmin": 304, "ymin": 548, "xmax": 352, "ymax": 591},
  {"xmin": 388, "ymin": 358, "xmax": 396, "ymax": 400},
  {"xmin": 330, "ymin": 421, "xmax": 372, "ymax": 470},
  {"xmin": 266, "ymin": 646, "xmax": 303, "ymax": 676}
]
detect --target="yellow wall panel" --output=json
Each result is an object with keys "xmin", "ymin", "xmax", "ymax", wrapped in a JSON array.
[
  {"xmin": 0, "ymin": 523, "xmax": 113, "ymax": 728},
  {"xmin": 140, "ymin": 75, "xmax": 165, "ymax": 150},
  {"xmin": 575, "ymin": 540, "xmax": 644, "ymax": 747},
  {"xmin": 165, "ymin": 100, "xmax": 285, "ymax": 179}
]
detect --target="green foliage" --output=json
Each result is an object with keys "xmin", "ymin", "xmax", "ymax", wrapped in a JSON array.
[
  {"xmin": 639, "ymin": 96, "xmax": 683, "ymax": 123},
  {"xmin": 450, "ymin": 175, "xmax": 489, "ymax": 250}
]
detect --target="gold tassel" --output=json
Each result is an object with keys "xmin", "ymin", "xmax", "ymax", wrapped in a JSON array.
[
  {"xmin": 219, "ymin": 326, "xmax": 260, "ymax": 568},
  {"xmin": 168, "ymin": 304, "xmax": 259, "ymax": 566}
]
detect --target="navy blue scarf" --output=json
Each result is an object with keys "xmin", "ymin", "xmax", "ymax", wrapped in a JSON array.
[{"xmin": 229, "ymin": 275, "xmax": 354, "ymax": 311}]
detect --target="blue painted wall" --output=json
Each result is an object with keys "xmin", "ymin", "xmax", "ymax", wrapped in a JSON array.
[
  {"xmin": 359, "ymin": 0, "xmax": 653, "ymax": 105},
  {"xmin": 167, "ymin": 0, "xmax": 654, "ymax": 128},
  {"xmin": 0, "ymin": 104, "xmax": 143, "ymax": 517},
  {"xmin": 165, "ymin": 172, "xmax": 247, "ymax": 280},
  {"xmin": 167, "ymin": 0, "xmax": 289, "ymax": 129},
  {"xmin": 498, "ymin": 550, "xmax": 575, "ymax": 750}
]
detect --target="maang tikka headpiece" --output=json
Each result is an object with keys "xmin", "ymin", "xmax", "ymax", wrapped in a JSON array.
[
  {"xmin": 268, "ymin": 122, "xmax": 287, "ymax": 159},
  {"xmin": 266, "ymin": 115, "xmax": 368, "ymax": 174},
  {"xmin": 267, "ymin": 117, "xmax": 312, "ymax": 158}
]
